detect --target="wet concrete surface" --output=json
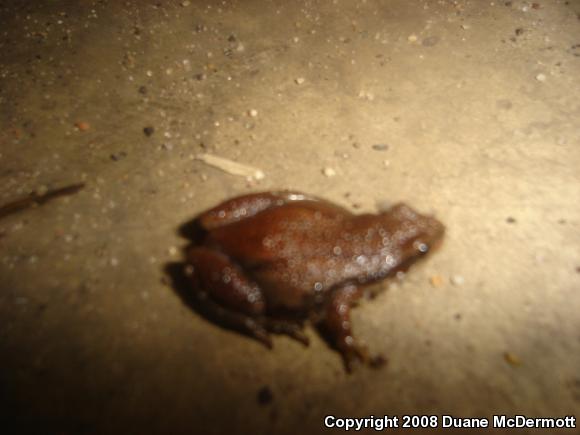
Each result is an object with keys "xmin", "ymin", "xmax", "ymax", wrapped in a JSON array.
[{"xmin": 1, "ymin": 0, "xmax": 580, "ymax": 434}]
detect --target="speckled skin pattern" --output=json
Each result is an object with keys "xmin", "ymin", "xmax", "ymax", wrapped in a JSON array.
[{"xmin": 186, "ymin": 191, "xmax": 444, "ymax": 370}]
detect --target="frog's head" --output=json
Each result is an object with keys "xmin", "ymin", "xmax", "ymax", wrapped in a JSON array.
[{"xmin": 385, "ymin": 203, "xmax": 445, "ymax": 265}]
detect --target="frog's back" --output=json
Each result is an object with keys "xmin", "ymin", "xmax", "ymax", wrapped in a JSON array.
[{"xmin": 204, "ymin": 199, "xmax": 351, "ymax": 267}]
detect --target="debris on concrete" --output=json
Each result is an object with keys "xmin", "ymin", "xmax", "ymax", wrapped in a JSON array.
[
  {"xmin": 195, "ymin": 154, "xmax": 265, "ymax": 181},
  {"xmin": 450, "ymin": 275, "xmax": 465, "ymax": 286},
  {"xmin": 0, "ymin": 183, "xmax": 85, "ymax": 219},
  {"xmin": 504, "ymin": 352, "xmax": 522, "ymax": 367},
  {"xmin": 75, "ymin": 121, "xmax": 90, "ymax": 131},
  {"xmin": 358, "ymin": 90, "xmax": 375, "ymax": 101},
  {"xmin": 110, "ymin": 151, "xmax": 127, "ymax": 161},
  {"xmin": 322, "ymin": 167, "xmax": 336, "ymax": 177},
  {"xmin": 422, "ymin": 36, "xmax": 440, "ymax": 47},
  {"xmin": 257, "ymin": 386, "xmax": 273, "ymax": 406},
  {"xmin": 430, "ymin": 274, "xmax": 444, "ymax": 288}
]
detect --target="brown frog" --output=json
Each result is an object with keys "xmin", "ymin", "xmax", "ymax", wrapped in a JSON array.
[{"xmin": 184, "ymin": 191, "xmax": 444, "ymax": 371}]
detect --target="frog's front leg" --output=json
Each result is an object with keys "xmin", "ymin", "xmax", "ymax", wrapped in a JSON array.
[
  {"xmin": 187, "ymin": 247, "xmax": 308, "ymax": 347},
  {"xmin": 319, "ymin": 284, "xmax": 370, "ymax": 372}
]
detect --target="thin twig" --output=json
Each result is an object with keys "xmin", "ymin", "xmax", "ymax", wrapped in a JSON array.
[{"xmin": 0, "ymin": 183, "xmax": 85, "ymax": 219}]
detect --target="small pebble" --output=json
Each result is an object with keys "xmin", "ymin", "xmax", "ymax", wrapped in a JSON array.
[
  {"xmin": 110, "ymin": 151, "xmax": 127, "ymax": 161},
  {"xmin": 535, "ymin": 73, "xmax": 546, "ymax": 82},
  {"xmin": 138, "ymin": 85, "xmax": 147, "ymax": 95},
  {"xmin": 36, "ymin": 185, "xmax": 49, "ymax": 196},
  {"xmin": 75, "ymin": 121, "xmax": 90, "ymax": 131},
  {"xmin": 369, "ymin": 354, "xmax": 388, "ymax": 369},
  {"xmin": 372, "ymin": 143, "xmax": 389, "ymax": 151},
  {"xmin": 358, "ymin": 90, "xmax": 375, "ymax": 101},
  {"xmin": 257, "ymin": 386, "xmax": 273, "ymax": 405},
  {"xmin": 143, "ymin": 126, "xmax": 155, "ymax": 137},
  {"xmin": 506, "ymin": 216, "xmax": 516, "ymax": 224},
  {"xmin": 408, "ymin": 34, "xmax": 418, "ymax": 43},
  {"xmin": 450, "ymin": 275, "xmax": 465, "ymax": 286},
  {"xmin": 429, "ymin": 274, "xmax": 444, "ymax": 288},
  {"xmin": 294, "ymin": 77, "xmax": 305, "ymax": 85},
  {"xmin": 168, "ymin": 246, "xmax": 178, "ymax": 256},
  {"xmin": 110, "ymin": 257, "xmax": 119, "ymax": 267},
  {"xmin": 322, "ymin": 167, "xmax": 336, "ymax": 177},
  {"xmin": 504, "ymin": 352, "xmax": 522, "ymax": 367},
  {"xmin": 422, "ymin": 36, "xmax": 440, "ymax": 47},
  {"xmin": 181, "ymin": 0, "xmax": 190, "ymax": 6},
  {"xmin": 248, "ymin": 109, "xmax": 258, "ymax": 117}
]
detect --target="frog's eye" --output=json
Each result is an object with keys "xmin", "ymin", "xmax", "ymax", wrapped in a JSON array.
[{"xmin": 413, "ymin": 240, "xmax": 429, "ymax": 253}]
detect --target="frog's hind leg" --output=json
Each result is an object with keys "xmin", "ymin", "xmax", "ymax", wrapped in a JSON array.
[
  {"xmin": 318, "ymin": 284, "xmax": 371, "ymax": 372},
  {"xmin": 187, "ymin": 247, "xmax": 273, "ymax": 348}
]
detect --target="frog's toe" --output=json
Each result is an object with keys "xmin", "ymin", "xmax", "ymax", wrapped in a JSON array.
[
  {"xmin": 341, "ymin": 339, "xmax": 370, "ymax": 373},
  {"xmin": 244, "ymin": 318, "xmax": 273, "ymax": 349},
  {"xmin": 264, "ymin": 319, "xmax": 310, "ymax": 346}
]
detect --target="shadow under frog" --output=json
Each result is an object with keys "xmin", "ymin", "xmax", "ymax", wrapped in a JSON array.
[{"xmin": 166, "ymin": 191, "xmax": 444, "ymax": 372}]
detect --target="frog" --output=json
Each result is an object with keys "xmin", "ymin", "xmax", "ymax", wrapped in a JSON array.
[{"xmin": 183, "ymin": 191, "xmax": 444, "ymax": 371}]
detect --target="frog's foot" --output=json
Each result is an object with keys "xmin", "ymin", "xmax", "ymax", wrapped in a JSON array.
[
  {"xmin": 340, "ymin": 338, "xmax": 370, "ymax": 373},
  {"xmin": 264, "ymin": 318, "xmax": 310, "ymax": 346},
  {"xmin": 319, "ymin": 284, "xmax": 375, "ymax": 372},
  {"xmin": 193, "ymin": 290, "xmax": 273, "ymax": 348}
]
